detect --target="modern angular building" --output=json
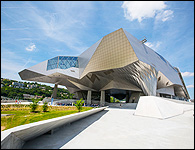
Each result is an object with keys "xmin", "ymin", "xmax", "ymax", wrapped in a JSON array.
[{"xmin": 19, "ymin": 28, "xmax": 190, "ymax": 106}]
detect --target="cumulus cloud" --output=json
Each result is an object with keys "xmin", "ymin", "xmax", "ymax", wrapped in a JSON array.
[
  {"xmin": 25, "ymin": 43, "xmax": 36, "ymax": 51},
  {"xmin": 181, "ymin": 72, "xmax": 194, "ymax": 77},
  {"xmin": 187, "ymin": 85, "xmax": 194, "ymax": 88},
  {"xmin": 121, "ymin": 1, "xmax": 173, "ymax": 22},
  {"xmin": 145, "ymin": 41, "xmax": 162, "ymax": 51}
]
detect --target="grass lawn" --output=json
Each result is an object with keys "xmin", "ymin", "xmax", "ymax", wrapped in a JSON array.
[{"xmin": 1, "ymin": 104, "xmax": 93, "ymax": 131}]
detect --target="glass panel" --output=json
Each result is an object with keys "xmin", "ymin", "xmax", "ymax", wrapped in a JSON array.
[
  {"xmin": 47, "ymin": 56, "xmax": 79, "ymax": 70},
  {"xmin": 47, "ymin": 56, "xmax": 58, "ymax": 70},
  {"xmin": 57, "ymin": 56, "xmax": 79, "ymax": 70}
]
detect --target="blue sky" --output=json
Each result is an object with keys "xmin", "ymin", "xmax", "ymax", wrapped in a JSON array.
[{"xmin": 1, "ymin": 1, "xmax": 194, "ymax": 99}]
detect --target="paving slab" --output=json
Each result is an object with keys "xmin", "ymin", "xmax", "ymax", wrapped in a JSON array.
[{"xmin": 22, "ymin": 107, "xmax": 194, "ymax": 149}]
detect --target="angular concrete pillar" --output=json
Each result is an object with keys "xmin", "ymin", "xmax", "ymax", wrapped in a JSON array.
[
  {"xmin": 100, "ymin": 90, "xmax": 105, "ymax": 106},
  {"xmin": 130, "ymin": 92, "xmax": 141, "ymax": 103},
  {"xmin": 87, "ymin": 91, "xmax": 92, "ymax": 105},
  {"xmin": 51, "ymin": 84, "xmax": 58, "ymax": 99}
]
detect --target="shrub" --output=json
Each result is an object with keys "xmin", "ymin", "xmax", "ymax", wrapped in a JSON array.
[
  {"xmin": 29, "ymin": 99, "xmax": 39, "ymax": 112},
  {"xmin": 74, "ymin": 99, "xmax": 84, "ymax": 112},
  {"xmin": 110, "ymin": 96, "xmax": 114, "ymax": 103},
  {"xmin": 115, "ymin": 100, "xmax": 120, "ymax": 103},
  {"xmin": 42, "ymin": 102, "xmax": 48, "ymax": 112}
]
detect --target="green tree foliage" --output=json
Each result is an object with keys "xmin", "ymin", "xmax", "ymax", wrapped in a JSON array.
[
  {"xmin": 110, "ymin": 96, "xmax": 114, "ymax": 103},
  {"xmin": 74, "ymin": 99, "xmax": 84, "ymax": 112},
  {"xmin": 29, "ymin": 98, "xmax": 39, "ymax": 112},
  {"xmin": 39, "ymin": 97, "xmax": 44, "ymax": 101},
  {"xmin": 42, "ymin": 102, "xmax": 48, "ymax": 112},
  {"xmin": 115, "ymin": 100, "xmax": 120, "ymax": 103},
  {"xmin": 1, "ymin": 78, "xmax": 74, "ymax": 99}
]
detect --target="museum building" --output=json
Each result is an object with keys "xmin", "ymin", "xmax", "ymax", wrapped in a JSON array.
[{"xmin": 19, "ymin": 28, "xmax": 190, "ymax": 106}]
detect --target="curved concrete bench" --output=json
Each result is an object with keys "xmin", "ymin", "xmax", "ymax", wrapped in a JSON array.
[{"xmin": 1, "ymin": 107, "xmax": 107, "ymax": 149}]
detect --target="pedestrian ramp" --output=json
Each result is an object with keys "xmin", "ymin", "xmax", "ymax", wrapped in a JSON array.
[{"xmin": 134, "ymin": 96, "xmax": 194, "ymax": 119}]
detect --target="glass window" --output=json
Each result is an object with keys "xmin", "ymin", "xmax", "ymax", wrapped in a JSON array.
[
  {"xmin": 47, "ymin": 56, "xmax": 58, "ymax": 70},
  {"xmin": 47, "ymin": 56, "xmax": 79, "ymax": 71}
]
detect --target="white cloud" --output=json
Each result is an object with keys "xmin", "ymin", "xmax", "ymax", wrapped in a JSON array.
[
  {"xmin": 25, "ymin": 1, "xmax": 93, "ymax": 53},
  {"xmin": 55, "ymin": 49, "xmax": 63, "ymax": 52},
  {"xmin": 22, "ymin": 58, "xmax": 32, "ymax": 68},
  {"xmin": 181, "ymin": 72, "xmax": 194, "ymax": 77},
  {"xmin": 145, "ymin": 41, "xmax": 162, "ymax": 51},
  {"xmin": 1, "ymin": 49, "xmax": 37, "ymax": 78},
  {"xmin": 1, "ymin": 59, "xmax": 23, "ymax": 73},
  {"xmin": 145, "ymin": 42, "xmax": 154, "ymax": 48},
  {"xmin": 187, "ymin": 85, "xmax": 194, "ymax": 88},
  {"xmin": 121, "ymin": 1, "xmax": 173, "ymax": 22},
  {"xmin": 1, "ymin": 28, "xmax": 29, "ymax": 31},
  {"xmin": 25, "ymin": 43, "xmax": 36, "ymax": 51},
  {"xmin": 1, "ymin": 57, "xmax": 26, "ymax": 81},
  {"xmin": 16, "ymin": 38, "xmax": 39, "ymax": 41},
  {"xmin": 155, "ymin": 9, "xmax": 174, "ymax": 22}
]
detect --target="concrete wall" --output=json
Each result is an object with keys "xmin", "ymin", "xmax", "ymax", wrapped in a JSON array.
[{"xmin": 1, "ymin": 107, "xmax": 107, "ymax": 149}]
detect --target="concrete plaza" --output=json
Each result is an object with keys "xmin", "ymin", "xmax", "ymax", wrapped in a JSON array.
[{"xmin": 22, "ymin": 107, "xmax": 194, "ymax": 149}]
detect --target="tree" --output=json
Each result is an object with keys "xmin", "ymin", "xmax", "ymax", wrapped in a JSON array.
[
  {"xmin": 42, "ymin": 102, "xmax": 48, "ymax": 112},
  {"xmin": 29, "ymin": 98, "xmax": 39, "ymax": 112},
  {"xmin": 74, "ymin": 99, "xmax": 84, "ymax": 112},
  {"xmin": 69, "ymin": 95, "xmax": 73, "ymax": 99},
  {"xmin": 110, "ymin": 96, "xmax": 114, "ymax": 103},
  {"xmin": 39, "ymin": 97, "xmax": 44, "ymax": 101}
]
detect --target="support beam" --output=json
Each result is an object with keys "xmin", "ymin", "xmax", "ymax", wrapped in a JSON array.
[
  {"xmin": 51, "ymin": 84, "xmax": 58, "ymax": 99},
  {"xmin": 87, "ymin": 91, "xmax": 92, "ymax": 105},
  {"xmin": 100, "ymin": 90, "xmax": 105, "ymax": 106}
]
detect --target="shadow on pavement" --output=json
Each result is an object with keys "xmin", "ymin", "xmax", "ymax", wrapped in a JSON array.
[{"xmin": 22, "ymin": 109, "xmax": 109, "ymax": 149}]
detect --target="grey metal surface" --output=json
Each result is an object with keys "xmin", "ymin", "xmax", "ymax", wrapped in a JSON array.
[
  {"xmin": 18, "ymin": 28, "xmax": 189, "ymax": 100},
  {"xmin": 78, "ymin": 38, "xmax": 102, "ymax": 77},
  {"xmin": 123, "ymin": 29, "xmax": 182, "ymax": 86}
]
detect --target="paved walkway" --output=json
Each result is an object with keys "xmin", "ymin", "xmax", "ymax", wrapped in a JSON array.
[{"xmin": 22, "ymin": 108, "xmax": 194, "ymax": 149}]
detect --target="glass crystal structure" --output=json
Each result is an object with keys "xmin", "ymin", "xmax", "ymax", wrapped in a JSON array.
[{"xmin": 47, "ymin": 56, "xmax": 79, "ymax": 70}]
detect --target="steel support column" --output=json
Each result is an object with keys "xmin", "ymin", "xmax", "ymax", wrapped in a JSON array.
[
  {"xmin": 51, "ymin": 84, "xmax": 58, "ymax": 99},
  {"xmin": 100, "ymin": 90, "xmax": 105, "ymax": 106},
  {"xmin": 87, "ymin": 91, "xmax": 92, "ymax": 105}
]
